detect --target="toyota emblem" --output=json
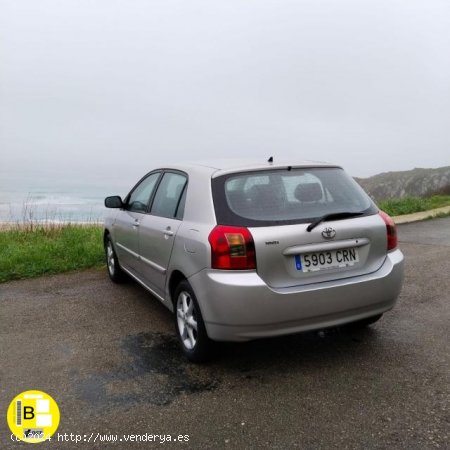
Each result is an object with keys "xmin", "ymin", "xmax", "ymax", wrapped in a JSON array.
[{"xmin": 322, "ymin": 227, "xmax": 336, "ymax": 239}]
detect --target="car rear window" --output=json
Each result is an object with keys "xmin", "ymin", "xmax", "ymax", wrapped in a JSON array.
[{"xmin": 211, "ymin": 167, "xmax": 377, "ymax": 226}]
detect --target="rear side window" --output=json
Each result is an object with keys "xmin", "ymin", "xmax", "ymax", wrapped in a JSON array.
[
  {"xmin": 212, "ymin": 167, "xmax": 377, "ymax": 226},
  {"xmin": 151, "ymin": 172, "xmax": 187, "ymax": 219}
]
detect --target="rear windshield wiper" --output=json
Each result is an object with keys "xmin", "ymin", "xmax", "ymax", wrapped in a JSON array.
[{"xmin": 306, "ymin": 211, "xmax": 365, "ymax": 232}]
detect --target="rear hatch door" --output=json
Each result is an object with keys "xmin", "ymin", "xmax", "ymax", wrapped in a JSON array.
[{"xmin": 249, "ymin": 214, "xmax": 387, "ymax": 288}]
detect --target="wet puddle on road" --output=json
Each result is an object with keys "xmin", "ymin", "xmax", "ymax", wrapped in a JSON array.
[{"xmin": 72, "ymin": 332, "xmax": 219, "ymax": 411}]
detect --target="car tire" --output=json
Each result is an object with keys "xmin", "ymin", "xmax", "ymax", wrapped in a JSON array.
[
  {"xmin": 104, "ymin": 234, "xmax": 127, "ymax": 283},
  {"xmin": 174, "ymin": 280, "xmax": 213, "ymax": 363},
  {"xmin": 348, "ymin": 313, "xmax": 383, "ymax": 329}
]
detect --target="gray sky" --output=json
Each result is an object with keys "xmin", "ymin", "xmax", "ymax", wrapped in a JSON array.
[{"xmin": 1, "ymin": 0, "xmax": 449, "ymax": 187}]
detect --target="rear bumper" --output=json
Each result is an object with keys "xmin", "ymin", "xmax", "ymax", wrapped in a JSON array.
[{"xmin": 188, "ymin": 249, "xmax": 404, "ymax": 341}]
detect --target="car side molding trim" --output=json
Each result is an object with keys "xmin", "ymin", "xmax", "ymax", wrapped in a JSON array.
[
  {"xmin": 117, "ymin": 242, "xmax": 166, "ymax": 274},
  {"xmin": 117, "ymin": 242, "xmax": 139, "ymax": 258},
  {"xmin": 140, "ymin": 255, "xmax": 167, "ymax": 274}
]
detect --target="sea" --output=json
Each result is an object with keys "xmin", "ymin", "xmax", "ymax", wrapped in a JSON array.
[{"xmin": 0, "ymin": 171, "xmax": 135, "ymax": 224}]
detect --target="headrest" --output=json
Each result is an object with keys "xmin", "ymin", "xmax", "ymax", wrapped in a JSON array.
[
  {"xmin": 248, "ymin": 184, "xmax": 284, "ymax": 204},
  {"xmin": 294, "ymin": 182, "xmax": 323, "ymax": 202}
]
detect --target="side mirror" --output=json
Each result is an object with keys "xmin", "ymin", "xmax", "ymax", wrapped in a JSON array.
[{"xmin": 104, "ymin": 196, "xmax": 124, "ymax": 208}]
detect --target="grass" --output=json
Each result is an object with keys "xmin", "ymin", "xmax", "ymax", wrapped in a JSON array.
[
  {"xmin": 0, "ymin": 224, "xmax": 104, "ymax": 283},
  {"xmin": 378, "ymin": 195, "xmax": 450, "ymax": 216}
]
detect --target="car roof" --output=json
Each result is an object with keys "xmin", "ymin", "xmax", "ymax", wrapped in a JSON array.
[{"xmin": 165, "ymin": 158, "xmax": 341, "ymax": 177}]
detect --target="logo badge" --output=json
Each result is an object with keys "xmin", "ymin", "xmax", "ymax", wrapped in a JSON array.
[
  {"xmin": 7, "ymin": 390, "xmax": 60, "ymax": 443},
  {"xmin": 321, "ymin": 227, "xmax": 336, "ymax": 239}
]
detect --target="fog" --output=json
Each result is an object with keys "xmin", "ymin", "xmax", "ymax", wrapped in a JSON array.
[{"xmin": 1, "ymin": 0, "xmax": 449, "ymax": 190}]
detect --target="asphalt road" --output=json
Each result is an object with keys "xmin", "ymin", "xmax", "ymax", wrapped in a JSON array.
[{"xmin": 1, "ymin": 218, "xmax": 449, "ymax": 449}]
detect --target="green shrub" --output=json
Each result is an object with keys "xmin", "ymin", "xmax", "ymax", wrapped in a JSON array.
[{"xmin": 378, "ymin": 195, "xmax": 450, "ymax": 216}]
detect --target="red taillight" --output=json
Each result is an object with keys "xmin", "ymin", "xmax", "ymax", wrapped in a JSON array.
[
  {"xmin": 208, "ymin": 225, "xmax": 256, "ymax": 270},
  {"xmin": 379, "ymin": 211, "xmax": 397, "ymax": 251}
]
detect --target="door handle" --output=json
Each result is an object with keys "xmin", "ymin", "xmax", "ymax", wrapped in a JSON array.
[
  {"xmin": 132, "ymin": 219, "xmax": 140, "ymax": 228},
  {"xmin": 163, "ymin": 229, "xmax": 174, "ymax": 237}
]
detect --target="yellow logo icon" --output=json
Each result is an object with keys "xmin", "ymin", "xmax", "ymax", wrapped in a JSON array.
[{"xmin": 7, "ymin": 390, "xmax": 60, "ymax": 444}]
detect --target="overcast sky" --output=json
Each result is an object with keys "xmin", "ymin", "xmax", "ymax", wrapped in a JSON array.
[{"xmin": 1, "ymin": 0, "xmax": 449, "ymax": 187}]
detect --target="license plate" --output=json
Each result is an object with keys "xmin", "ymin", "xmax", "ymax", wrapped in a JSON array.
[{"xmin": 294, "ymin": 248, "xmax": 359, "ymax": 272}]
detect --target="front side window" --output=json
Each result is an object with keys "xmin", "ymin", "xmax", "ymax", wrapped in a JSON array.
[
  {"xmin": 127, "ymin": 172, "xmax": 161, "ymax": 213},
  {"xmin": 212, "ymin": 167, "xmax": 377, "ymax": 226},
  {"xmin": 151, "ymin": 172, "xmax": 187, "ymax": 219}
]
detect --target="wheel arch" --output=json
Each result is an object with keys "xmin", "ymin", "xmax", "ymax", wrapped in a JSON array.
[
  {"xmin": 103, "ymin": 228, "xmax": 110, "ymax": 244},
  {"xmin": 168, "ymin": 270, "xmax": 187, "ymax": 306}
]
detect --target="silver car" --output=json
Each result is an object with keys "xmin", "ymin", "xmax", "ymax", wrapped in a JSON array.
[{"xmin": 104, "ymin": 159, "xmax": 404, "ymax": 362}]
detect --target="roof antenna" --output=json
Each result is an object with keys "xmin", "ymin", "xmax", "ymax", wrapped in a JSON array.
[{"xmin": 267, "ymin": 156, "xmax": 273, "ymax": 163}]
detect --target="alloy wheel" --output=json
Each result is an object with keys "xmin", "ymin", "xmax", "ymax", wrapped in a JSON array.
[
  {"xmin": 176, "ymin": 291, "xmax": 198, "ymax": 350},
  {"xmin": 106, "ymin": 241, "xmax": 115, "ymax": 276}
]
